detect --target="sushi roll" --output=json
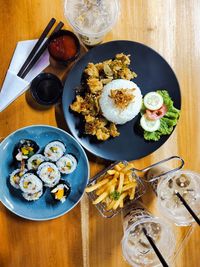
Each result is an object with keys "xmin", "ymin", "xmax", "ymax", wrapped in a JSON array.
[
  {"xmin": 27, "ymin": 154, "xmax": 46, "ymax": 170},
  {"xmin": 51, "ymin": 180, "xmax": 71, "ymax": 203},
  {"xmin": 37, "ymin": 162, "xmax": 61, "ymax": 187},
  {"xmin": 44, "ymin": 141, "xmax": 66, "ymax": 162},
  {"xmin": 10, "ymin": 168, "xmax": 27, "ymax": 189},
  {"xmin": 56, "ymin": 154, "xmax": 77, "ymax": 174},
  {"xmin": 13, "ymin": 139, "xmax": 39, "ymax": 162},
  {"xmin": 22, "ymin": 189, "xmax": 43, "ymax": 201},
  {"xmin": 19, "ymin": 172, "xmax": 43, "ymax": 194}
]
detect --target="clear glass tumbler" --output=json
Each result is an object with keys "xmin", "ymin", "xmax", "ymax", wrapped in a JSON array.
[
  {"xmin": 155, "ymin": 170, "xmax": 200, "ymax": 226},
  {"xmin": 121, "ymin": 201, "xmax": 176, "ymax": 267},
  {"xmin": 64, "ymin": 0, "xmax": 119, "ymax": 46}
]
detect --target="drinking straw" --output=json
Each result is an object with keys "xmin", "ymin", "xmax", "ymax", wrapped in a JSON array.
[
  {"xmin": 176, "ymin": 192, "xmax": 200, "ymax": 226},
  {"xmin": 142, "ymin": 227, "xmax": 169, "ymax": 267}
]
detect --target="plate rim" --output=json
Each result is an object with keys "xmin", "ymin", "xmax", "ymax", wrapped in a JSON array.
[
  {"xmin": 62, "ymin": 40, "xmax": 181, "ymax": 161},
  {"xmin": 0, "ymin": 124, "xmax": 90, "ymax": 221}
]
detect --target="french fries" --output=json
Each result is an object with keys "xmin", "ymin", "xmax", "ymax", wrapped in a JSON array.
[{"xmin": 85, "ymin": 162, "xmax": 137, "ymax": 211}]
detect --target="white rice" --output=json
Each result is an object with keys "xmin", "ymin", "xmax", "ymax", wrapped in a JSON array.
[
  {"xmin": 22, "ymin": 189, "xmax": 43, "ymax": 201},
  {"xmin": 99, "ymin": 79, "xmax": 142, "ymax": 124}
]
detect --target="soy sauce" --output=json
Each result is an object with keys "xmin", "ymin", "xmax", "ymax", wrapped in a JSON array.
[{"xmin": 31, "ymin": 73, "xmax": 63, "ymax": 106}]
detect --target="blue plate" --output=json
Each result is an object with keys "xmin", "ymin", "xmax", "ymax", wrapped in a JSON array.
[{"xmin": 0, "ymin": 125, "xmax": 89, "ymax": 221}]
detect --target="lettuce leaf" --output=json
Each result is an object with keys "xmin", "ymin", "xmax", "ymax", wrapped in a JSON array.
[{"xmin": 143, "ymin": 90, "xmax": 180, "ymax": 141}]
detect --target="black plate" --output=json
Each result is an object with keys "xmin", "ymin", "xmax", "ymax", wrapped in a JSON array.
[{"xmin": 62, "ymin": 41, "xmax": 181, "ymax": 161}]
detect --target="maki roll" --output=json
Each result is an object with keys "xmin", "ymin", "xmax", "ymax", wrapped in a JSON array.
[
  {"xmin": 19, "ymin": 172, "xmax": 43, "ymax": 194},
  {"xmin": 44, "ymin": 141, "xmax": 66, "ymax": 162},
  {"xmin": 13, "ymin": 139, "xmax": 39, "ymax": 162},
  {"xmin": 37, "ymin": 162, "xmax": 60, "ymax": 187},
  {"xmin": 51, "ymin": 180, "xmax": 71, "ymax": 203},
  {"xmin": 22, "ymin": 189, "xmax": 43, "ymax": 201},
  {"xmin": 10, "ymin": 168, "xmax": 27, "ymax": 189},
  {"xmin": 56, "ymin": 154, "xmax": 77, "ymax": 174},
  {"xmin": 27, "ymin": 154, "xmax": 46, "ymax": 170}
]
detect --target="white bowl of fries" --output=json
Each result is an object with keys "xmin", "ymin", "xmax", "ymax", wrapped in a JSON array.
[{"xmin": 85, "ymin": 161, "xmax": 146, "ymax": 218}]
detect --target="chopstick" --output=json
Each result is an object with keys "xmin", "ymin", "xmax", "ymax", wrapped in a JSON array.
[
  {"xmin": 175, "ymin": 192, "xmax": 200, "ymax": 225},
  {"xmin": 20, "ymin": 21, "xmax": 64, "ymax": 79},
  {"xmin": 142, "ymin": 228, "xmax": 169, "ymax": 267},
  {"xmin": 17, "ymin": 18, "xmax": 56, "ymax": 77}
]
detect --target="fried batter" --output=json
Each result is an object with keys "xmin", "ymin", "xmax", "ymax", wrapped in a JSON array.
[
  {"xmin": 109, "ymin": 123, "xmax": 120, "ymax": 137},
  {"xmin": 87, "ymin": 78, "xmax": 103, "ymax": 94},
  {"xmin": 115, "ymin": 53, "xmax": 131, "ymax": 65},
  {"xmin": 70, "ymin": 94, "xmax": 99, "ymax": 116},
  {"xmin": 84, "ymin": 63, "xmax": 99, "ymax": 78},
  {"xmin": 117, "ymin": 67, "xmax": 137, "ymax": 80}
]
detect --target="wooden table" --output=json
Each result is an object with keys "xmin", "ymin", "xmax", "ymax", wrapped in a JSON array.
[{"xmin": 0, "ymin": 0, "xmax": 199, "ymax": 266}]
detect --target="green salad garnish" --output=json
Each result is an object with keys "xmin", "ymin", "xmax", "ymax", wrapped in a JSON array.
[
  {"xmin": 110, "ymin": 191, "xmax": 121, "ymax": 200},
  {"xmin": 143, "ymin": 90, "xmax": 180, "ymax": 141}
]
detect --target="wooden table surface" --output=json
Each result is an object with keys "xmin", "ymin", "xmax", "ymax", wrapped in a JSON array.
[{"xmin": 0, "ymin": 0, "xmax": 199, "ymax": 266}]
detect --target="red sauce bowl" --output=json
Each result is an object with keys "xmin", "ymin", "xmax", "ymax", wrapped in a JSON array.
[{"xmin": 48, "ymin": 30, "xmax": 80, "ymax": 65}]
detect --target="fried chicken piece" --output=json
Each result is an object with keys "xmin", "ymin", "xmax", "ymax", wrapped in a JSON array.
[
  {"xmin": 85, "ymin": 117, "xmax": 108, "ymax": 137},
  {"xmin": 110, "ymin": 59, "xmax": 124, "ymax": 73},
  {"xmin": 115, "ymin": 53, "xmax": 131, "ymax": 65},
  {"xmin": 117, "ymin": 67, "xmax": 137, "ymax": 80},
  {"xmin": 87, "ymin": 78, "xmax": 103, "ymax": 94},
  {"xmin": 70, "ymin": 94, "xmax": 100, "ymax": 116},
  {"xmin": 85, "ymin": 121, "xmax": 97, "ymax": 135},
  {"xmin": 84, "ymin": 63, "xmax": 99, "ymax": 78},
  {"xmin": 84, "ymin": 114, "xmax": 95, "ymax": 123},
  {"xmin": 103, "ymin": 63, "xmax": 113, "ymax": 77},
  {"xmin": 101, "ymin": 77, "xmax": 113, "ymax": 85},
  {"xmin": 95, "ymin": 62, "xmax": 104, "ymax": 72},
  {"xmin": 109, "ymin": 123, "xmax": 120, "ymax": 137},
  {"xmin": 70, "ymin": 95, "xmax": 85, "ymax": 114},
  {"xmin": 96, "ymin": 128, "xmax": 110, "ymax": 141}
]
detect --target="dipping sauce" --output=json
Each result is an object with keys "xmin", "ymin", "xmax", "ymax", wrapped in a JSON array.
[
  {"xmin": 31, "ymin": 73, "xmax": 63, "ymax": 106},
  {"xmin": 48, "ymin": 30, "xmax": 80, "ymax": 64},
  {"xmin": 49, "ymin": 35, "xmax": 77, "ymax": 60}
]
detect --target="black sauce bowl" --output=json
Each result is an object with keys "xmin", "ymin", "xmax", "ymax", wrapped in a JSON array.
[
  {"xmin": 48, "ymin": 30, "xmax": 81, "ymax": 65},
  {"xmin": 30, "ymin": 73, "xmax": 63, "ymax": 106}
]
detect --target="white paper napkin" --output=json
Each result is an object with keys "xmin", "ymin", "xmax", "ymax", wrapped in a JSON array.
[{"xmin": 0, "ymin": 39, "xmax": 50, "ymax": 112}]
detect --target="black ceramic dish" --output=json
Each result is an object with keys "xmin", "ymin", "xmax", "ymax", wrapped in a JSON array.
[
  {"xmin": 31, "ymin": 73, "xmax": 63, "ymax": 106},
  {"xmin": 62, "ymin": 40, "xmax": 181, "ymax": 161},
  {"xmin": 48, "ymin": 29, "xmax": 80, "ymax": 65}
]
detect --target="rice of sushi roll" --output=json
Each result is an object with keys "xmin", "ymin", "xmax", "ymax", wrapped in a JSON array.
[
  {"xmin": 19, "ymin": 172, "xmax": 43, "ymax": 194},
  {"xmin": 37, "ymin": 162, "xmax": 60, "ymax": 187},
  {"xmin": 44, "ymin": 141, "xmax": 66, "ymax": 162},
  {"xmin": 27, "ymin": 154, "xmax": 46, "ymax": 170},
  {"xmin": 56, "ymin": 154, "xmax": 77, "ymax": 174},
  {"xmin": 10, "ymin": 168, "xmax": 27, "ymax": 189},
  {"xmin": 22, "ymin": 189, "xmax": 43, "ymax": 201},
  {"xmin": 51, "ymin": 180, "xmax": 71, "ymax": 203},
  {"xmin": 13, "ymin": 139, "xmax": 39, "ymax": 162}
]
